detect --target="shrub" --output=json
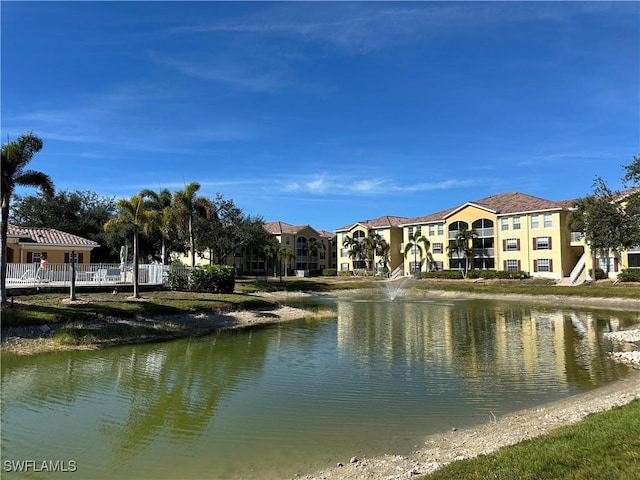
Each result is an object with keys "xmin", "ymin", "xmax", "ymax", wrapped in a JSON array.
[
  {"xmin": 618, "ymin": 268, "xmax": 640, "ymax": 282},
  {"xmin": 589, "ymin": 267, "xmax": 607, "ymax": 280},
  {"xmin": 167, "ymin": 269, "xmax": 189, "ymax": 291},
  {"xmin": 420, "ymin": 270, "xmax": 464, "ymax": 280},
  {"xmin": 168, "ymin": 265, "xmax": 235, "ymax": 293},
  {"xmin": 323, "ymin": 268, "xmax": 337, "ymax": 276}
]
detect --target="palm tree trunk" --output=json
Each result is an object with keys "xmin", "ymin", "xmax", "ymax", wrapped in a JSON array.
[
  {"xmin": 133, "ymin": 227, "xmax": 140, "ymax": 298},
  {"xmin": 1, "ymin": 200, "xmax": 10, "ymax": 303}
]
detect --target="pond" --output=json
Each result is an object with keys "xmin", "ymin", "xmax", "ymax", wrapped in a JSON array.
[{"xmin": 1, "ymin": 296, "xmax": 637, "ymax": 479}]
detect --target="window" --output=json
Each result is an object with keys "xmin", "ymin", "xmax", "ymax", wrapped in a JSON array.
[
  {"xmin": 408, "ymin": 226, "xmax": 414, "ymax": 236},
  {"xmin": 341, "ymin": 248, "xmax": 348, "ymax": 257},
  {"xmin": 285, "ymin": 236, "xmax": 290, "ymax": 245},
  {"xmin": 544, "ymin": 214, "xmax": 552, "ymax": 228},
  {"xmin": 531, "ymin": 215, "xmax": 539, "ymax": 229},
  {"xmin": 505, "ymin": 259, "xmax": 520, "ymax": 271},
  {"xmin": 534, "ymin": 259, "xmax": 552, "ymax": 272},
  {"xmin": 512, "ymin": 217, "xmax": 521, "ymax": 230},
  {"xmin": 433, "ymin": 261, "xmax": 443, "ymax": 271},
  {"xmin": 598, "ymin": 257, "xmax": 618, "ymax": 273},
  {"xmin": 341, "ymin": 263, "xmax": 349, "ymax": 271},
  {"xmin": 501, "ymin": 218, "xmax": 509, "ymax": 231},
  {"xmin": 437, "ymin": 224, "xmax": 444, "ymax": 235},
  {"xmin": 534, "ymin": 236, "xmax": 551, "ymax": 250},
  {"xmin": 433, "ymin": 242, "xmax": 443, "ymax": 254},
  {"xmin": 504, "ymin": 238, "xmax": 520, "ymax": 251},
  {"xmin": 31, "ymin": 252, "xmax": 43, "ymax": 263},
  {"xmin": 416, "ymin": 226, "xmax": 422, "ymax": 236},
  {"xmin": 428, "ymin": 225, "xmax": 435, "ymax": 236}
]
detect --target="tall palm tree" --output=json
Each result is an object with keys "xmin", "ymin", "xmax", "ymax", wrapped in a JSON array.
[
  {"xmin": 376, "ymin": 239, "xmax": 391, "ymax": 275},
  {"xmin": 104, "ymin": 194, "xmax": 154, "ymax": 298},
  {"xmin": 1, "ymin": 133, "xmax": 54, "ymax": 303},
  {"xmin": 173, "ymin": 182, "xmax": 213, "ymax": 268},
  {"xmin": 362, "ymin": 231, "xmax": 383, "ymax": 274},
  {"xmin": 447, "ymin": 227, "xmax": 476, "ymax": 278},
  {"xmin": 140, "ymin": 188, "xmax": 174, "ymax": 265},
  {"xmin": 278, "ymin": 247, "xmax": 294, "ymax": 277},
  {"xmin": 261, "ymin": 236, "xmax": 280, "ymax": 277},
  {"xmin": 306, "ymin": 237, "xmax": 325, "ymax": 270},
  {"xmin": 342, "ymin": 234, "xmax": 364, "ymax": 272},
  {"xmin": 404, "ymin": 232, "xmax": 431, "ymax": 275}
]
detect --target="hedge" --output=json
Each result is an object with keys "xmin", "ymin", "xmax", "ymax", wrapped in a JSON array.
[
  {"xmin": 167, "ymin": 265, "xmax": 235, "ymax": 293},
  {"xmin": 618, "ymin": 268, "xmax": 640, "ymax": 282}
]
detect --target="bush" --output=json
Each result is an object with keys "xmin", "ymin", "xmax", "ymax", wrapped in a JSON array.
[
  {"xmin": 168, "ymin": 265, "xmax": 235, "ymax": 293},
  {"xmin": 618, "ymin": 268, "xmax": 640, "ymax": 282},
  {"xmin": 323, "ymin": 268, "xmax": 337, "ymax": 276},
  {"xmin": 167, "ymin": 269, "xmax": 189, "ymax": 291},
  {"xmin": 420, "ymin": 270, "xmax": 464, "ymax": 280},
  {"xmin": 589, "ymin": 267, "xmax": 607, "ymax": 280}
]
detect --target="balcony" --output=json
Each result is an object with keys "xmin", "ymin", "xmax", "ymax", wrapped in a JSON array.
[{"xmin": 570, "ymin": 232, "xmax": 585, "ymax": 244}]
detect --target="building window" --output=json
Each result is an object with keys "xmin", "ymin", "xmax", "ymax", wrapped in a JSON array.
[
  {"xmin": 512, "ymin": 217, "xmax": 521, "ymax": 230},
  {"xmin": 408, "ymin": 226, "xmax": 414, "ymax": 236},
  {"xmin": 598, "ymin": 257, "xmax": 618, "ymax": 273},
  {"xmin": 341, "ymin": 248, "xmax": 348, "ymax": 257},
  {"xmin": 416, "ymin": 226, "xmax": 422, "ymax": 236},
  {"xmin": 505, "ymin": 259, "xmax": 520, "ymax": 271},
  {"xmin": 534, "ymin": 236, "xmax": 551, "ymax": 250},
  {"xmin": 504, "ymin": 238, "xmax": 520, "ymax": 251},
  {"xmin": 410, "ymin": 261, "xmax": 421, "ymax": 272},
  {"xmin": 433, "ymin": 242, "xmax": 443, "ymax": 254},
  {"xmin": 433, "ymin": 261, "xmax": 443, "ymax": 271},
  {"xmin": 437, "ymin": 224, "xmax": 444, "ymax": 235},
  {"xmin": 531, "ymin": 215, "xmax": 539, "ymax": 229},
  {"xmin": 428, "ymin": 225, "xmax": 435, "ymax": 236},
  {"xmin": 534, "ymin": 259, "xmax": 552, "ymax": 272},
  {"xmin": 285, "ymin": 236, "xmax": 290, "ymax": 245},
  {"xmin": 544, "ymin": 214, "xmax": 552, "ymax": 228},
  {"xmin": 501, "ymin": 218, "xmax": 509, "ymax": 231},
  {"xmin": 31, "ymin": 252, "xmax": 43, "ymax": 263},
  {"xmin": 341, "ymin": 263, "xmax": 349, "ymax": 271}
]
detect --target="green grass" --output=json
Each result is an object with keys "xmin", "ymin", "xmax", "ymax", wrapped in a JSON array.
[
  {"xmin": 2, "ymin": 290, "xmax": 276, "ymax": 328},
  {"xmin": 422, "ymin": 399, "xmax": 640, "ymax": 480}
]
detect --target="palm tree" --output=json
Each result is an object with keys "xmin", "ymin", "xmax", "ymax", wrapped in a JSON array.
[
  {"xmin": 404, "ymin": 232, "xmax": 432, "ymax": 276},
  {"xmin": 342, "ymin": 234, "xmax": 364, "ymax": 273},
  {"xmin": 278, "ymin": 247, "xmax": 294, "ymax": 277},
  {"xmin": 1, "ymin": 133, "xmax": 54, "ymax": 303},
  {"xmin": 306, "ymin": 237, "xmax": 325, "ymax": 271},
  {"xmin": 376, "ymin": 239, "xmax": 391, "ymax": 275},
  {"xmin": 104, "ymin": 194, "xmax": 154, "ymax": 298},
  {"xmin": 173, "ymin": 182, "xmax": 213, "ymax": 268},
  {"xmin": 447, "ymin": 227, "xmax": 477, "ymax": 278},
  {"xmin": 362, "ymin": 231, "xmax": 383, "ymax": 274},
  {"xmin": 140, "ymin": 188, "xmax": 174, "ymax": 265},
  {"xmin": 261, "ymin": 236, "xmax": 280, "ymax": 277}
]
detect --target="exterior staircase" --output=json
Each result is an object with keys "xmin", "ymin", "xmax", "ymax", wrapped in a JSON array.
[{"xmin": 558, "ymin": 253, "xmax": 587, "ymax": 286}]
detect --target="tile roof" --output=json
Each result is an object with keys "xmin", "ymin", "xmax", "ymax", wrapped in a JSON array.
[
  {"xmin": 335, "ymin": 215, "xmax": 409, "ymax": 232},
  {"xmin": 467, "ymin": 192, "xmax": 564, "ymax": 215},
  {"xmin": 6, "ymin": 224, "xmax": 99, "ymax": 247},
  {"xmin": 264, "ymin": 221, "xmax": 327, "ymax": 238}
]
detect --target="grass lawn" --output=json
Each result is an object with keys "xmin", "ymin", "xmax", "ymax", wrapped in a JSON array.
[{"xmin": 421, "ymin": 399, "xmax": 640, "ymax": 480}]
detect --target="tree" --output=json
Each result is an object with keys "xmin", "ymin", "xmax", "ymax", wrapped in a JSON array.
[
  {"xmin": 11, "ymin": 189, "xmax": 117, "ymax": 262},
  {"xmin": 376, "ymin": 239, "xmax": 391, "ymax": 274},
  {"xmin": 342, "ymin": 234, "xmax": 364, "ymax": 272},
  {"xmin": 261, "ymin": 236, "xmax": 280, "ymax": 278},
  {"xmin": 278, "ymin": 247, "xmax": 294, "ymax": 277},
  {"xmin": 306, "ymin": 237, "xmax": 325, "ymax": 271},
  {"xmin": 404, "ymin": 232, "xmax": 432, "ymax": 275},
  {"xmin": 140, "ymin": 188, "xmax": 174, "ymax": 265},
  {"xmin": 570, "ymin": 176, "xmax": 631, "ymax": 280},
  {"xmin": 361, "ymin": 231, "xmax": 383, "ymax": 274},
  {"xmin": 104, "ymin": 194, "xmax": 154, "ymax": 298},
  {"xmin": 173, "ymin": 182, "xmax": 213, "ymax": 268},
  {"xmin": 447, "ymin": 227, "xmax": 476, "ymax": 278},
  {"xmin": 1, "ymin": 133, "xmax": 54, "ymax": 303},
  {"xmin": 623, "ymin": 155, "xmax": 640, "ymax": 186}
]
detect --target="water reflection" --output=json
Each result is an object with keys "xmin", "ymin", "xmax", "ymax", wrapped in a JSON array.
[{"xmin": 1, "ymin": 299, "xmax": 636, "ymax": 479}]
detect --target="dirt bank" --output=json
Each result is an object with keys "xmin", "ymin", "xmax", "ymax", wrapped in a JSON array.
[{"xmin": 299, "ymin": 371, "xmax": 640, "ymax": 480}]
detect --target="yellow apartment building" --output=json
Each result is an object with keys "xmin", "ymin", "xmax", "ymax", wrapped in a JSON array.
[
  {"xmin": 397, "ymin": 192, "xmax": 602, "ymax": 281},
  {"xmin": 335, "ymin": 215, "xmax": 408, "ymax": 275}
]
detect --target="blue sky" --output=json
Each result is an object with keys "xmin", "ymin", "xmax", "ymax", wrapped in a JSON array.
[{"xmin": 2, "ymin": 1, "xmax": 638, "ymax": 233}]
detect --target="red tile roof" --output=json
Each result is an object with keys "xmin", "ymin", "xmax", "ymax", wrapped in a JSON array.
[
  {"xmin": 335, "ymin": 215, "xmax": 409, "ymax": 232},
  {"xmin": 6, "ymin": 224, "xmax": 99, "ymax": 247}
]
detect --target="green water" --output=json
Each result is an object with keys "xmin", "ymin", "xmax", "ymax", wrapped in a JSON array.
[{"xmin": 1, "ymin": 297, "xmax": 636, "ymax": 479}]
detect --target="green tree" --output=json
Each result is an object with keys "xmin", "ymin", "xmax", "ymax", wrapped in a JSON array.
[
  {"xmin": 342, "ymin": 234, "xmax": 364, "ymax": 272},
  {"xmin": 1, "ymin": 133, "xmax": 54, "ymax": 303},
  {"xmin": 571, "ymin": 177, "xmax": 629, "ymax": 279},
  {"xmin": 447, "ymin": 227, "xmax": 476, "ymax": 278},
  {"xmin": 376, "ymin": 239, "xmax": 391, "ymax": 274},
  {"xmin": 306, "ymin": 237, "xmax": 325, "ymax": 271},
  {"xmin": 104, "ymin": 194, "xmax": 154, "ymax": 298},
  {"xmin": 173, "ymin": 182, "xmax": 213, "ymax": 268},
  {"xmin": 278, "ymin": 247, "xmax": 294, "ymax": 277},
  {"xmin": 362, "ymin": 231, "xmax": 383, "ymax": 274},
  {"xmin": 140, "ymin": 188, "xmax": 174, "ymax": 265},
  {"xmin": 404, "ymin": 231, "xmax": 432, "ymax": 275}
]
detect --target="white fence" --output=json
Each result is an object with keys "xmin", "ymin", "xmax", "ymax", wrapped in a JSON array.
[{"xmin": 5, "ymin": 263, "xmax": 166, "ymax": 288}]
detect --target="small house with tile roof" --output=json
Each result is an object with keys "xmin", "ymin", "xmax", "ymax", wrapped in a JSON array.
[
  {"xmin": 335, "ymin": 215, "xmax": 408, "ymax": 275},
  {"xmin": 3, "ymin": 224, "xmax": 99, "ymax": 265}
]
